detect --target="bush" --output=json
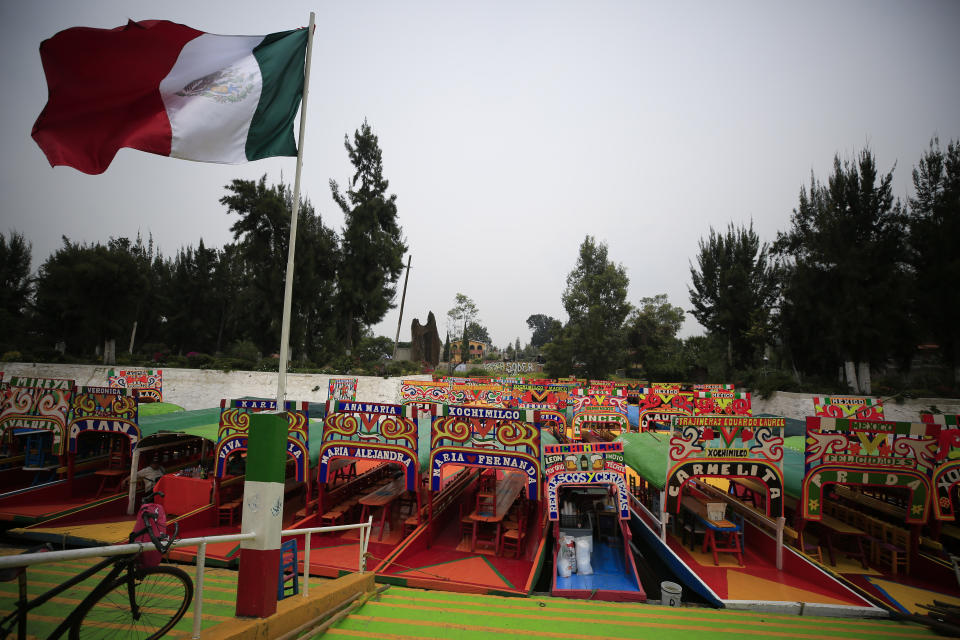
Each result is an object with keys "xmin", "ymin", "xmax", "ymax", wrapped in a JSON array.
[
  {"xmin": 186, "ymin": 352, "xmax": 214, "ymax": 368},
  {"xmin": 255, "ymin": 358, "xmax": 279, "ymax": 372},
  {"xmin": 229, "ymin": 340, "xmax": 260, "ymax": 362},
  {"xmin": 211, "ymin": 357, "xmax": 255, "ymax": 372},
  {"xmin": 1, "ymin": 350, "xmax": 22, "ymax": 362},
  {"xmin": 465, "ymin": 367, "xmax": 489, "ymax": 378},
  {"xmin": 165, "ymin": 355, "xmax": 188, "ymax": 368}
]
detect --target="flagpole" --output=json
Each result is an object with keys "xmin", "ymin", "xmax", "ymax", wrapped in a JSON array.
[{"xmin": 277, "ymin": 11, "xmax": 315, "ymax": 408}]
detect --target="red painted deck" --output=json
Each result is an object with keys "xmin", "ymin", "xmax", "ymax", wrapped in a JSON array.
[{"xmin": 376, "ymin": 488, "xmax": 546, "ymax": 596}]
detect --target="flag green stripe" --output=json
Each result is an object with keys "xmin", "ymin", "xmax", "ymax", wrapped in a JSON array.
[
  {"xmin": 245, "ymin": 413, "xmax": 288, "ymax": 483},
  {"xmin": 246, "ymin": 28, "xmax": 308, "ymax": 161}
]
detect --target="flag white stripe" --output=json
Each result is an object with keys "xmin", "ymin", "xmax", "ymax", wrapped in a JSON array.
[{"xmin": 159, "ymin": 34, "xmax": 265, "ymax": 163}]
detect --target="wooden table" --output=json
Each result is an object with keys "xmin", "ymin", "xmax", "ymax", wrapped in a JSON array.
[
  {"xmin": 469, "ymin": 471, "xmax": 526, "ymax": 554},
  {"xmin": 359, "ymin": 477, "xmax": 406, "ymax": 541},
  {"xmin": 328, "ymin": 458, "xmax": 357, "ymax": 483},
  {"xmin": 681, "ymin": 495, "xmax": 743, "ymax": 565},
  {"xmin": 817, "ymin": 512, "xmax": 868, "ymax": 568}
]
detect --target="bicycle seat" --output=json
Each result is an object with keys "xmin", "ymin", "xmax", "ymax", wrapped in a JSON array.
[{"xmin": 0, "ymin": 544, "xmax": 51, "ymax": 582}]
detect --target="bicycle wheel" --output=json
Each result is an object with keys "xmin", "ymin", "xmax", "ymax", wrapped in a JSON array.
[{"xmin": 69, "ymin": 565, "xmax": 193, "ymax": 640}]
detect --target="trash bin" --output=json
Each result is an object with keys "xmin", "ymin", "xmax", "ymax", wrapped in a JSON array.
[{"xmin": 661, "ymin": 581, "xmax": 682, "ymax": 607}]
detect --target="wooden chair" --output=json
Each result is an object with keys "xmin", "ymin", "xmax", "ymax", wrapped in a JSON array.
[
  {"xmin": 475, "ymin": 491, "xmax": 495, "ymax": 519},
  {"xmin": 796, "ymin": 530, "xmax": 823, "ymax": 564},
  {"xmin": 277, "ymin": 539, "xmax": 299, "ymax": 600},
  {"xmin": 876, "ymin": 524, "xmax": 910, "ymax": 576},
  {"xmin": 478, "ymin": 470, "xmax": 495, "ymax": 493},
  {"xmin": 218, "ymin": 499, "xmax": 242, "ymax": 526},
  {"xmin": 681, "ymin": 511, "xmax": 706, "ymax": 551},
  {"xmin": 459, "ymin": 503, "xmax": 474, "ymax": 542},
  {"xmin": 863, "ymin": 516, "xmax": 886, "ymax": 565},
  {"xmin": 398, "ymin": 492, "xmax": 416, "ymax": 518},
  {"xmin": 501, "ymin": 504, "xmax": 528, "ymax": 557},
  {"xmin": 403, "ymin": 512, "xmax": 421, "ymax": 535}
]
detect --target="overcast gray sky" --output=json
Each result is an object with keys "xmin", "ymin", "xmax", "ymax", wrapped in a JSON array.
[{"xmin": 2, "ymin": 1, "xmax": 959, "ymax": 350}]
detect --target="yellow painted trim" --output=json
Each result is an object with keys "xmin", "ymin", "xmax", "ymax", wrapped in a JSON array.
[{"xmin": 202, "ymin": 572, "xmax": 374, "ymax": 640}]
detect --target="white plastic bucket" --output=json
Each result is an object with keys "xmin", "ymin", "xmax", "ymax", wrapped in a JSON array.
[
  {"xmin": 706, "ymin": 502, "xmax": 727, "ymax": 522},
  {"xmin": 661, "ymin": 581, "xmax": 682, "ymax": 607}
]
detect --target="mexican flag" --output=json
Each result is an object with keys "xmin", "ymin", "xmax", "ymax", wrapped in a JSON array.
[{"xmin": 32, "ymin": 20, "xmax": 308, "ymax": 175}]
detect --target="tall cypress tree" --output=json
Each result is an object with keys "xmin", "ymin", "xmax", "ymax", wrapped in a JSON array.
[
  {"xmin": 331, "ymin": 120, "xmax": 407, "ymax": 350},
  {"xmin": 774, "ymin": 150, "xmax": 910, "ymax": 392},
  {"xmin": 908, "ymin": 138, "xmax": 960, "ymax": 383},
  {"xmin": 689, "ymin": 222, "xmax": 778, "ymax": 371}
]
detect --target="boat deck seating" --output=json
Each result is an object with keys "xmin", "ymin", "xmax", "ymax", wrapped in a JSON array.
[
  {"xmin": 408, "ymin": 467, "xmax": 479, "ymax": 536},
  {"xmin": 317, "ymin": 463, "xmax": 390, "ymax": 519},
  {"xmin": 824, "ymin": 500, "xmax": 910, "ymax": 574},
  {"xmin": 689, "ymin": 481, "xmax": 813, "ymax": 559}
]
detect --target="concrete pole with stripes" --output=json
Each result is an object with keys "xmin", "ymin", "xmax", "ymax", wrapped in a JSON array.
[{"xmin": 235, "ymin": 412, "xmax": 288, "ymax": 617}]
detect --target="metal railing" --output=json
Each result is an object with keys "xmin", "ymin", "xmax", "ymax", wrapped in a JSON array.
[{"xmin": 0, "ymin": 517, "xmax": 374, "ymax": 639}]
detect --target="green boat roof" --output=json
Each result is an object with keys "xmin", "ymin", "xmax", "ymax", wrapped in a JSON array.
[
  {"xmin": 615, "ymin": 429, "xmax": 806, "ymax": 497},
  {"xmin": 616, "ymin": 431, "xmax": 669, "ymax": 490}
]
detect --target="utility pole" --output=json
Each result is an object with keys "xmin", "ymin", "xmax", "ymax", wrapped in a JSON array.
[{"xmin": 392, "ymin": 255, "xmax": 411, "ymax": 360}]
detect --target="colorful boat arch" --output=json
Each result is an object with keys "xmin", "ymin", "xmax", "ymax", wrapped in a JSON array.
[
  {"xmin": 801, "ymin": 416, "xmax": 938, "ymax": 524},
  {"xmin": 544, "ymin": 441, "xmax": 629, "ymax": 521},
  {"xmin": 214, "ymin": 399, "xmax": 310, "ymax": 482},
  {"xmin": 0, "ymin": 377, "xmax": 75, "ymax": 456},
  {"xmin": 429, "ymin": 406, "xmax": 541, "ymax": 500},
  {"xmin": 813, "ymin": 395, "xmax": 884, "ymax": 421},
  {"xmin": 509, "ymin": 383, "xmax": 570, "ymax": 409},
  {"xmin": 317, "ymin": 401, "xmax": 420, "ymax": 491},
  {"xmin": 448, "ymin": 383, "xmax": 507, "ymax": 407},
  {"xmin": 399, "ymin": 380, "xmax": 452, "ymax": 414},
  {"xmin": 665, "ymin": 415, "xmax": 786, "ymax": 516},
  {"xmin": 922, "ymin": 416, "xmax": 960, "ymax": 520},
  {"xmin": 107, "ymin": 369, "xmax": 162, "ymax": 402},
  {"xmin": 570, "ymin": 394, "xmax": 629, "ymax": 439},
  {"xmin": 326, "ymin": 378, "xmax": 358, "ymax": 414},
  {"xmin": 67, "ymin": 386, "xmax": 140, "ymax": 454},
  {"xmin": 637, "ymin": 386, "xmax": 694, "ymax": 432},
  {"xmin": 694, "ymin": 390, "xmax": 752, "ymax": 417},
  {"xmin": 533, "ymin": 408, "xmax": 567, "ymax": 442}
]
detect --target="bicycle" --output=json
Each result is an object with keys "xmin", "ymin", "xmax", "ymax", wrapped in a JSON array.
[{"xmin": 0, "ymin": 491, "xmax": 193, "ymax": 640}]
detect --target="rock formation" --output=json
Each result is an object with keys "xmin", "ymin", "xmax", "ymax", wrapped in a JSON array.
[{"xmin": 410, "ymin": 311, "xmax": 442, "ymax": 367}]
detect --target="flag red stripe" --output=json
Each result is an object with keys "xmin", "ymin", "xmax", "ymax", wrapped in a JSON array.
[{"xmin": 31, "ymin": 20, "xmax": 203, "ymax": 174}]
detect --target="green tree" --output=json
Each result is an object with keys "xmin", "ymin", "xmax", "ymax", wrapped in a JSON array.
[
  {"xmin": 547, "ymin": 236, "xmax": 631, "ymax": 379},
  {"xmin": 774, "ymin": 150, "xmax": 910, "ymax": 392},
  {"xmin": 0, "ymin": 231, "xmax": 33, "ymax": 353},
  {"xmin": 526, "ymin": 314, "xmax": 562, "ymax": 348},
  {"xmin": 625, "ymin": 294, "xmax": 685, "ymax": 379},
  {"xmin": 330, "ymin": 120, "xmax": 407, "ymax": 350},
  {"xmin": 220, "ymin": 176, "xmax": 340, "ymax": 362},
  {"xmin": 34, "ymin": 237, "xmax": 146, "ymax": 355},
  {"xmin": 355, "ymin": 334, "xmax": 393, "ymax": 366},
  {"xmin": 689, "ymin": 222, "xmax": 778, "ymax": 371},
  {"xmin": 447, "ymin": 293, "xmax": 479, "ymax": 364},
  {"xmin": 908, "ymin": 138, "xmax": 960, "ymax": 383},
  {"xmin": 465, "ymin": 321, "xmax": 491, "ymax": 345}
]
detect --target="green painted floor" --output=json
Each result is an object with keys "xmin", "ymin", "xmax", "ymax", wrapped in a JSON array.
[
  {"xmin": 0, "ymin": 556, "xmax": 941, "ymax": 640},
  {"xmin": 0, "ymin": 555, "xmax": 235, "ymax": 639},
  {"xmin": 320, "ymin": 587, "xmax": 939, "ymax": 640}
]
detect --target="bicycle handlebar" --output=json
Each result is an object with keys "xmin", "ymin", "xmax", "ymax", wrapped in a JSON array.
[
  {"xmin": 143, "ymin": 490, "xmax": 165, "ymax": 503},
  {"xmin": 131, "ymin": 508, "xmax": 178, "ymax": 555}
]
